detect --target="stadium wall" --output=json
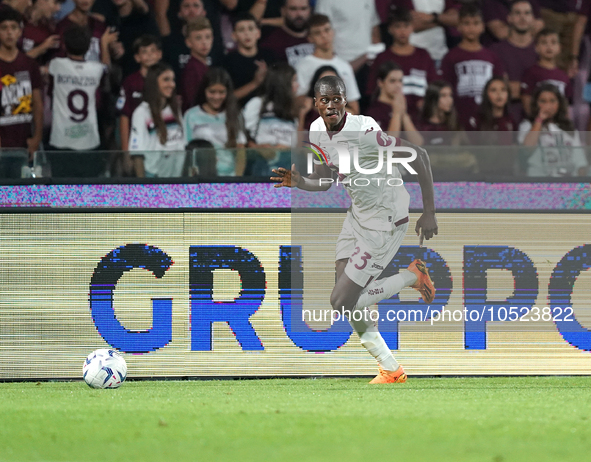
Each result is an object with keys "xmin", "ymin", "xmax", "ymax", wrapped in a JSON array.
[{"xmin": 0, "ymin": 209, "xmax": 590, "ymax": 379}]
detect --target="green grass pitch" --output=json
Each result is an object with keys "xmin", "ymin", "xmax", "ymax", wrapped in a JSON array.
[{"xmin": 2, "ymin": 377, "xmax": 591, "ymax": 462}]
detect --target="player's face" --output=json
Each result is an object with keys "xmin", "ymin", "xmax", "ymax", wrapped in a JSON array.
[
  {"xmin": 158, "ymin": 70, "xmax": 176, "ymax": 99},
  {"xmin": 487, "ymin": 80, "xmax": 508, "ymax": 110},
  {"xmin": 283, "ymin": 0, "xmax": 310, "ymax": 33},
  {"xmin": 438, "ymin": 86, "xmax": 454, "ymax": 113},
  {"xmin": 379, "ymin": 70, "xmax": 403, "ymax": 99},
  {"xmin": 233, "ymin": 20, "xmax": 260, "ymax": 49},
  {"xmin": 186, "ymin": 29, "xmax": 213, "ymax": 57},
  {"xmin": 205, "ymin": 83, "xmax": 227, "ymax": 111},
  {"xmin": 0, "ymin": 21, "xmax": 22, "ymax": 49},
  {"xmin": 458, "ymin": 15, "xmax": 484, "ymax": 41},
  {"xmin": 179, "ymin": 0, "xmax": 205, "ymax": 21},
  {"xmin": 315, "ymin": 86, "xmax": 347, "ymax": 129},
  {"xmin": 537, "ymin": 91, "xmax": 559, "ymax": 119},
  {"xmin": 75, "ymin": 0, "xmax": 94, "ymax": 13},
  {"xmin": 536, "ymin": 34, "xmax": 560, "ymax": 60},
  {"xmin": 508, "ymin": 2, "xmax": 534, "ymax": 34},
  {"xmin": 389, "ymin": 21, "xmax": 412, "ymax": 45},
  {"xmin": 308, "ymin": 23, "xmax": 333, "ymax": 51},
  {"xmin": 135, "ymin": 44, "xmax": 162, "ymax": 67}
]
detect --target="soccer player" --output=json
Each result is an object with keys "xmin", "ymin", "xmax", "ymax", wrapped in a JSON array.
[{"xmin": 271, "ymin": 75, "xmax": 438, "ymax": 384}]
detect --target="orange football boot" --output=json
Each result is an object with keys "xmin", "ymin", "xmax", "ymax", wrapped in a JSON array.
[
  {"xmin": 369, "ymin": 366, "xmax": 407, "ymax": 384},
  {"xmin": 407, "ymin": 259, "xmax": 435, "ymax": 304}
]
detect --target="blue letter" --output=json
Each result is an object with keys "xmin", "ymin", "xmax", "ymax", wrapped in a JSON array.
[
  {"xmin": 549, "ymin": 245, "xmax": 591, "ymax": 351},
  {"xmin": 190, "ymin": 246, "xmax": 265, "ymax": 351},
  {"xmin": 279, "ymin": 246, "xmax": 352, "ymax": 352},
  {"xmin": 377, "ymin": 247, "xmax": 452, "ymax": 350},
  {"xmin": 464, "ymin": 246, "xmax": 538, "ymax": 350},
  {"xmin": 89, "ymin": 244, "xmax": 173, "ymax": 354}
]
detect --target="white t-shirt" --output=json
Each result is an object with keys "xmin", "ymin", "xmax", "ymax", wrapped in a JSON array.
[
  {"xmin": 48, "ymin": 57, "xmax": 105, "ymax": 150},
  {"xmin": 314, "ymin": 0, "xmax": 380, "ymax": 62},
  {"xmin": 309, "ymin": 113, "xmax": 410, "ymax": 231},
  {"xmin": 184, "ymin": 105, "xmax": 247, "ymax": 176},
  {"xmin": 409, "ymin": 0, "xmax": 448, "ymax": 61},
  {"xmin": 295, "ymin": 54, "xmax": 361, "ymax": 101},
  {"xmin": 518, "ymin": 120, "xmax": 588, "ymax": 177},
  {"xmin": 129, "ymin": 102, "xmax": 186, "ymax": 177},
  {"xmin": 242, "ymin": 97, "xmax": 297, "ymax": 147}
]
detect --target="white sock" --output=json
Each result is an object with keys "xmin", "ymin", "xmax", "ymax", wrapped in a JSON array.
[
  {"xmin": 347, "ymin": 309, "xmax": 399, "ymax": 372},
  {"xmin": 354, "ymin": 270, "xmax": 417, "ymax": 310}
]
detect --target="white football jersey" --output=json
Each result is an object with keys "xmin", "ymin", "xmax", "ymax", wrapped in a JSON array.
[
  {"xmin": 48, "ymin": 57, "xmax": 105, "ymax": 150},
  {"xmin": 309, "ymin": 113, "xmax": 411, "ymax": 231}
]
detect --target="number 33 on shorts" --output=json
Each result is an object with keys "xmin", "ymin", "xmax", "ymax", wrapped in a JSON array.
[{"xmin": 349, "ymin": 246, "xmax": 372, "ymax": 270}]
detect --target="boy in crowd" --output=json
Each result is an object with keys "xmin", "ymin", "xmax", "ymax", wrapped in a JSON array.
[
  {"xmin": 490, "ymin": 0, "xmax": 538, "ymax": 124},
  {"xmin": 439, "ymin": 4, "xmax": 505, "ymax": 129},
  {"xmin": 0, "ymin": 7, "xmax": 43, "ymax": 176},
  {"xmin": 56, "ymin": 0, "xmax": 121, "ymax": 66},
  {"xmin": 521, "ymin": 28, "xmax": 572, "ymax": 116},
  {"xmin": 223, "ymin": 13, "xmax": 273, "ymax": 106},
  {"xmin": 117, "ymin": 34, "xmax": 161, "ymax": 152},
  {"xmin": 180, "ymin": 16, "xmax": 212, "ymax": 112},
  {"xmin": 295, "ymin": 14, "xmax": 360, "ymax": 114},
  {"xmin": 366, "ymin": 7, "xmax": 436, "ymax": 120},
  {"xmin": 21, "ymin": 0, "xmax": 63, "ymax": 66},
  {"xmin": 48, "ymin": 25, "xmax": 106, "ymax": 176},
  {"xmin": 260, "ymin": 0, "xmax": 313, "ymax": 68}
]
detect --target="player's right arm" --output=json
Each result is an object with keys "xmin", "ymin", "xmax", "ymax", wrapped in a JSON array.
[{"xmin": 271, "ymin": 162, "xmax": 333, "ymax": 191}]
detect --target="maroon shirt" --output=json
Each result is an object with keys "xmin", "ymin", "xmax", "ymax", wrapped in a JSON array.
[
  {"xmin": 520, "ymin": 63, "xmax": 573, "ymax": 99},
  {"xmin": 468, "ymin": 113, "xmax": 515, "ymax": 131},
  {"xmin": 0, "ymin": 52, "xmax": 42, "ymax": 148},
  {"xmin": 180, "ymin": 55, "xmax": 208, "ymax": 113},
  {"xmin": 260, "ymin": 28, "xmax": 314, "ymax": 68},
  {"xmin": 439, "ymin": 46, "xmax": 505, "ymax": 129},
  {"xmin": 20, "ymin": 20, "xmax": 57, "ymax": 65},
  {"xmin": 366, "ymin": 100, "xmax": 393, "ymax": 131},
  {"xmin": 118, "ymin": 70, "xmax": 144, "ymax": 118},
  {"xmin": 413, "ymin": 119, "xmax": 456, "ymax": 146},
  {"xmin": 366, "ymin": 47, "xmax": 436, "ymax": 118},
  {"xmin": 55, "ymin": 15, "xmax": 107, "ymax": 63}
]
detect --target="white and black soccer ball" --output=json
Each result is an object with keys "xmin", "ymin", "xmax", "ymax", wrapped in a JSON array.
[{"xmin": 83, "ymin": 349, "xmax": 127, "ymax": 389}]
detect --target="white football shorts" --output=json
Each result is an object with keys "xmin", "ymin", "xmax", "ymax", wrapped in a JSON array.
[{"xmin": 335, "ymin": 213, "xmax": 409, "ymax": 287}]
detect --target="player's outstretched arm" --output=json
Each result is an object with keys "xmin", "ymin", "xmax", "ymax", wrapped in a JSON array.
[
  {"xmin": 271, "ymin": 163, "xmax": 333, "ymax": 191},
  {"xmin": 401, "ymin": 139, "xmax": 438, "ymax": 245}
]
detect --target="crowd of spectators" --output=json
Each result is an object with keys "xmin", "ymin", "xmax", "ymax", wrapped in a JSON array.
[{"xmin": 0, "ymin": 0, "xmax": 589, "ymax": 179}]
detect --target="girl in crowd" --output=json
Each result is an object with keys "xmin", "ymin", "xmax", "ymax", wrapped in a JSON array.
[
  {"xmin": 366, "ymin": 61, "xmax": 422, "ymax": 146},
  {"xmin": 470, "ymin": 78, "xmax": 514, "ymax": 132},
  {"xmin": 519, "ymin": 83, "xmax": 588, "ymax": 177},
  {"xmin": 129, "ymin": 62, "xmax": 185, "ymax": 177},
  {"xmin": 243, "ymin": 63, "xmax": 299, "ymax": 175},
  {"xmin": 415, "ymin": 80, "xmax": 461, "ymax": 146},
  {"xmin": 185, "ymin": 67, "xmax": 246, "ymax": 176}
]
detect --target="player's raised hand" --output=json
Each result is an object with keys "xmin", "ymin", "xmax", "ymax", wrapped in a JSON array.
[
  {"xmin": 271, "ymin": 164, "xmax": 301, "ymax": 188},
  {"xmin": 415, "ymin": 212, "xmax": 438, "ymax": 246}
]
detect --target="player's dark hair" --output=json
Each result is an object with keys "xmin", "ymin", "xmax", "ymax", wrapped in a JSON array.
[
  {"xmin": 64, "ymin": 25, "xmax": 91, "ymax": 56},
  {"xmin": 133, "ymin": 34, "xmax": 162, "ymax": 55},
  {"xmin": 144, "ymin": 62, "xmax": 182, "ymax": 145},
  {"xmin": 232, "ymin": 12, "xmax": 259, "ymax": 30},
  {"xmin": 535, "ymin": 27, "xmax": 559, "ymax": 44},
  {"xmin": 530, "ymin": 83, "xmax": 573, "ymax": 132},
  {"xmin": 478, "ymin": 77, "xmax": 510, "ymax": 131},
  {"xmin": 421, "ymin": 80, "xmax": 460, "ymax": 131},
  {"xmin": 307, "ymin": 65, "xmax": 339, "ymax": 98},
  {"xmin": 373, "ymin": 61, "xmax": 403, "ymax": 101},
  {"xmin": 307, "ymin": 13, "xmax": 330, "ymax": 31},
  {"xmin": 195, "ymin": 67, "xmax": 241, "ymax": 148},
  {"xmin": 260, "ymin": 63, "xmax": 298, "ymax": 121},
  {"xmin": 313, "ymin": 75, "xmax": 346, "ymax": 98},
  {"xmin": 459, "ymin": 3, "xmax": 482, "ymax": 20},
  {"xmin": 388, "ymin": 7, "xmax": 412, "ymax": 26},
  {"xmin": 0, "ymin": 7, "xmax": 23, "ymax": 27}
]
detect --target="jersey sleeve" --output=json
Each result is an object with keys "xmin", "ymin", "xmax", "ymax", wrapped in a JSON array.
[
  {"xmin": 242, "ymin": 97, "xmax": 262, "ymax": 140},
  {"xmin": 129, "ymin": 107, "xmax": 150, "ymax": 152}
]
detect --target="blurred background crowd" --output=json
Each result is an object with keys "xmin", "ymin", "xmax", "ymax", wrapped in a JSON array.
[{"xmin": 0, "ymin": 0, "xmax": 590, "ymax": 179}]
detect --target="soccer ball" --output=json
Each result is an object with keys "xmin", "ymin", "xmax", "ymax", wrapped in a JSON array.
[{"xmin": 83, "ymin": 349, "xmax": 127, "ymax": 389}]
